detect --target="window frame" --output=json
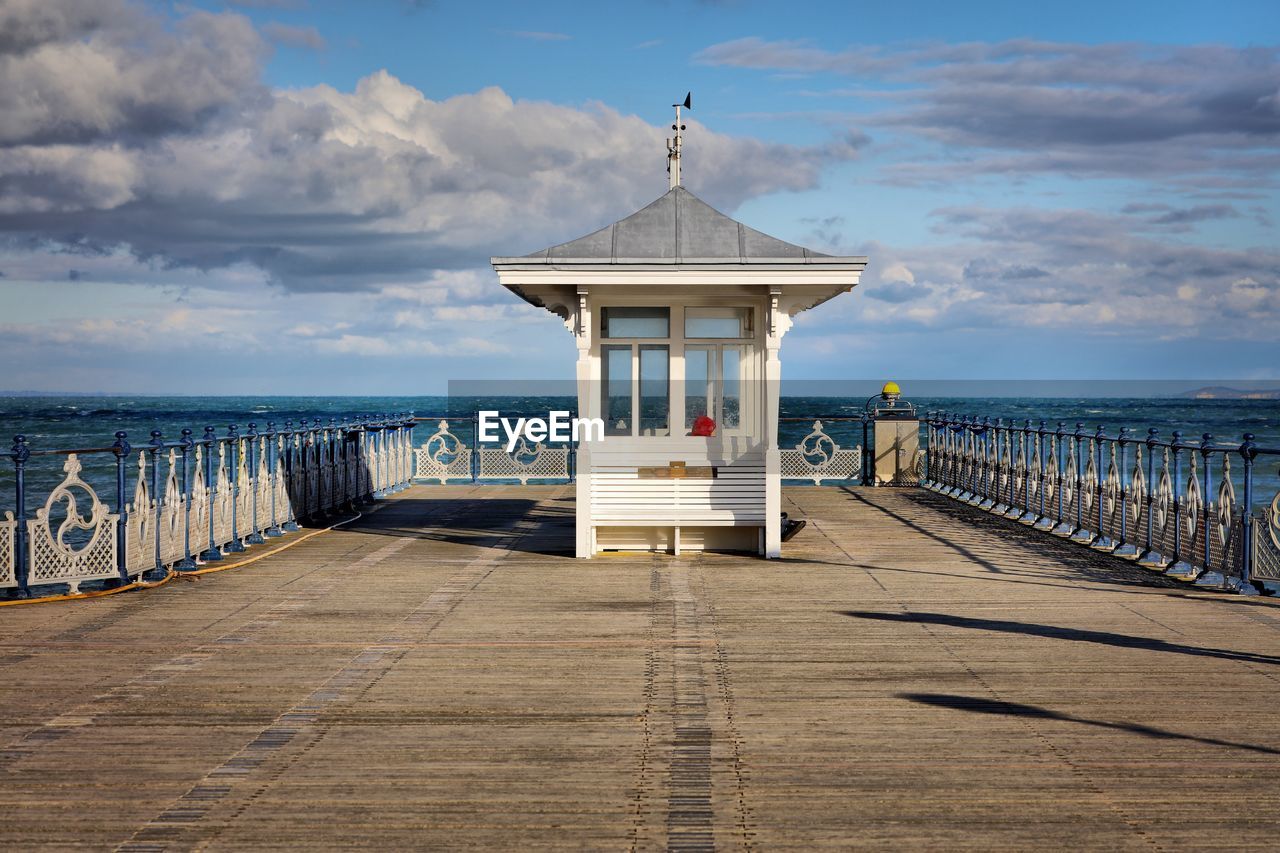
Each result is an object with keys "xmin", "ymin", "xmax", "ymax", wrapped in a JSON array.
[{"xmin": 593, "ymin": 298, "xmax": 762, "ymax": 441}]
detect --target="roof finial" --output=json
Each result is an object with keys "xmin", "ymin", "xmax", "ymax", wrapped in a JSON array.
[{"xmin": 667, "ymin": 92, "xmax": 691, "ymax": 189}]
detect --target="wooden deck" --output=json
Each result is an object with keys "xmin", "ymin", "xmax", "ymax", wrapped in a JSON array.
[{"xmin": 3, "ymin": 485, "xmax": 1280, "ymax": 850}]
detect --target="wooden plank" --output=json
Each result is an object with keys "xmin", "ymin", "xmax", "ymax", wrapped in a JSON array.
[{"xmin": 1, "ymin": 484, "xmax": 1279, "ymax": 849}]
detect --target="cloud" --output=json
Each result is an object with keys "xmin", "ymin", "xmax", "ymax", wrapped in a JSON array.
[
  {"xmin": 225, "ymin": 1, "xmax": 306, "ymax": 8},
  {"xmin": 0, "ymin": 3, "xmax": 267, "ymax": 147},
  {"xmin": 0, "ymin": 1, "xmax": 859, "ymax": 295},
  {"xmin": 0, "ymin": 0, "xmax": 118, "ymax": 55},
  {"xmin": 805, "ymin": 205, "xmax": 1280, "ymax": 339},
  {"xmin": 696, "ymin": 37, "xmax": 1280, "ymax": 186},
  {"xmin": 1120, "ymin": 203, "xmax": 1240, "ymax": 226},
  {"xmin": 262, "ymin": 21, "xmax": 326, "ymax": 50},
  {"xmin": 507, "ymin": 30, "xmax": 571, "ymax": 42}
]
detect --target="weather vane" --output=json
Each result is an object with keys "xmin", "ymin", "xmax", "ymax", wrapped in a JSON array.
[{"xmin": 667, "ymin": 92, "xmax": 691, "ymax": 189}]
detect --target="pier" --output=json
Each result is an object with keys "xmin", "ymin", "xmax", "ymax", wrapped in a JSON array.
[{"xmin": 4, "ymin": 484, "xmax": 1280, "ymax": 849}]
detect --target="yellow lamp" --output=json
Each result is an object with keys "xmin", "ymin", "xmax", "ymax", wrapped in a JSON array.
[{"xmin": 881, "ymin": 380, "xmax": 901, "ymax": 400}]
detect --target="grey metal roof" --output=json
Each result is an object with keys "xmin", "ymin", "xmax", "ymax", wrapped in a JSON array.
[{"xmin": 492, "ymin": 186, "xmax": 865, "ymax": 266}]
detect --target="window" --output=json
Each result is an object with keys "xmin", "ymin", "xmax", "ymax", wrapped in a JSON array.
[
  {"xmin": 602, "ymin": 307, "xmax": 669, "ymax": 338},
  {"xmin": 600, "ymin": 308, "xmax": 671, "ymax": 437},
  {"xmin": 685, "ymin": 344, "xmax": 744, "ymax": 432},
  {"xmin": 685, "ymin": 307, "xmax": 752, "ymax": 339},
  {"xmin": 599, "ymin": 304, "xmax": 755, "ymax": 438},
  {"xmin": 639, "ymin": 346, "xmax": 669, "ymax": 435},
  {"xmin": 603, "ymin": 345, "xmax": 632, "ymax": 435}
]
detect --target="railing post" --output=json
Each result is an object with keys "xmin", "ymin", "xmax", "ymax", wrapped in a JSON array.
[
  {"xmin": 1065, "ymin": 424, "xmax": 1090, "ymax": 542},
  {"xmin": 245, "ymin": 423, "xmax": 265, "ymax": 545},
  {"xmin": 283, "ymin": 420, "xmax": 299, "ymax": 531},
  {"xmin": 933, "ymin": 413, "xmax": 944, "ymax": 491},
  {"xmin": 225, "ymin": 424, "xmax": 246, "ymax": 553},
  {"xmin": 861, "ymin": 413, "xmax": 871, "ymax": 487},
  {"xmin": 176, "ymin": 429, "xmax": 197, "ymax": 570},
  {"xmin": 1138, "ymin": 428, "xmax": 1163, "ymax": 566},
  {"xmin": 1166, "ymin": 431, "xmax": 1195, "ymax": 576},
  {"xmin": 979, "ymin": 417, "xmax": 995, "ymax": 509},
  {"xmin": 353, "ymin": 417, "xmax": 364, "ymax": 504},
  {"xmin": 934, "ymin": 413, "xmax": 945, "ymax": 491},
  {"xmin": 966, "ymin": 416, "xmax": 980, "ymax": 502},
  {"xmin": 1238, "ymin": 433, "xmax": 1259, "ymax": 595},
  {"xmin": 266, "ymin": 422, "xmax": 283, "ymax": 537},
  {"xmin": 332, "ymin": 417, "xmax": 343, "ymax": 504},
  {"xmin": 314, "ymin": 418, "xmax": 326, "ymax": 517},
  {"xmin": 11, "ymin": 435, "xmax": 30, "ymax": 597},
  {"xmin": 1092, "ymin": 426, "xmax": 1116, "ymax": 549},
  {"xmin": 1200, "ymin": 434, "xmax": 1213, "ymax": 572},
  {"xmin": 338, "ymin": 420, "xmax": 351, "ymax": 510},
  {"xmin": 1050, "ymin": 422, "xmax": 1070, "ymax": 534},
  {"xmin": 112, "ymin": 431, "xmax": 131, "ymax": 583},
  {"xmin": 200, "ymin": 426, "xmax": 222, "ymax": 562},
  {"xmin": 471, "ymin": 411, "xmax": 480, "ymax": 484},
  {"xmin": 1005, "ymin": 420, "xmax": 1017, "ymax": 513},
  {"xmin": 990, "ymin": 418, "xmax": 1007, "ymax": 513},
  {"xmin": 1020, "ymin": 420, "xmax": 1043, "ymax": 523},
  {"xmin": 389, "ymin": 416, "xmax": 400, "ymax": 492},
  {"xmin": 297, "ymin": 419, "xmax": 309, "ymax": 519},
  {"xmin": 944, "ymin": 413, "xmax": 952, "ymax": 492},
  {"xmin": 1033, "ymin": 421, "xmax": 1055, "ymax": 529},
  {"xmin": 1066, "ymin": 423, "xmax": 1086, "ymax": 539},
  {"xmin": 1004, "ymin": 420, "xmax": 1027, "ymax": 519},
  {"xmin": 1114, "ymin": 428, "xmax": 1139, "ymax": 557},
  {"xmin": 148, "ymin": 430, "xmax": 165, "ymax": 579},
  {"xmin": 314, "ymin": 417, "xmax": 325, "ymax": 511}
]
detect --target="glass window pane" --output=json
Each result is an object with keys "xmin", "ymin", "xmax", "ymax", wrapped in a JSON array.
[
  {"xmin": 639, "ymin": 345, "xmax": 669, "ymax": 436},
  {"xmin": 721, "ymin": 345, "xmax": 742, "ymax": 429},
  {"xmin": 603, "ymin": 345, "xmax": 632, "ymax": 435},
  {"xmin": 602, "ymin": 307, "xmax": 669, "ymax": 338},
  {"xmin": 684, "ymin": 346, "xmax": 711, "ymax": 431},
  {"xmin": 685, "ymin": 307, "xmax": 751, "ymax": 338}
]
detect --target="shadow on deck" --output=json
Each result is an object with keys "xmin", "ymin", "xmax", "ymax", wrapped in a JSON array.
[{"xmin": 2, "ymin": 483, "xmax": 1279, "ymax": 849}]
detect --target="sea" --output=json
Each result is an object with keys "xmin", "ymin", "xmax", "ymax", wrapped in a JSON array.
[{"xmin": 1, "ymin": 395, "xmax": 1277, "ymax": 514}]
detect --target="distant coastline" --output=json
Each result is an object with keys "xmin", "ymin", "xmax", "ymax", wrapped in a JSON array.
[{"xmin": 1183, "ymin": 386, "xmax": 1280, "ymax": 400}]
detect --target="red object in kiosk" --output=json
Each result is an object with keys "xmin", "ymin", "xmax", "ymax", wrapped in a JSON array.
[{"xmin": 691, "ymin": 415, "xmax": 716, "ymax": 437}]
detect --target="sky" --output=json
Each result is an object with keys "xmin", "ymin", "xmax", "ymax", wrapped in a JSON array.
[{"xmin": 0, "ymin": 0, "xmax": 1277, "ymax": 394}]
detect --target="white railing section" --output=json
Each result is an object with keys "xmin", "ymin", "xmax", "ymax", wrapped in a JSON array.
[
  {"xmin": 780, "ymin": 420, "xmax": 862, "ymax": 484},
  {"xmin": 922, "ymin": 414, "xmax": 1280, "ymax": 595},
  {"xmin": 479, "ymin": 438, "xmax": 571, "ymax": 484},
  {"xmin": 3, "ymin": 415, "xmax": 415, "ymax": 598},
  {"xmin": 412, "ymin": 420, "xmax": 571, "ymax": 484}
]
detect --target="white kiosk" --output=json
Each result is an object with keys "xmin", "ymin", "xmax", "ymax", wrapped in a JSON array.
[{"xmin": 492, "ymin": 111, "xmax": 866, "ymax": 558}]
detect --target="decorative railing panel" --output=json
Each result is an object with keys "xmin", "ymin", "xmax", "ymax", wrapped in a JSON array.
[
  {"xmin": 923, "ymin": 414, "xmax": 1277, "ymax": 595},
  {"xmin": 26, "ymin": 456, "xmax": 119, "ymax": 594},
  {"xmin": 478, "ymin": 439, "xmax": 571, "ymax": 484},
  {"xmin": 1255, "ymin": 495, "xmax": 1280, "ymax": 583},
  {"xmin": 415, "ymin": 420, "xmax": 474, "ymax": 483},
  {"xmin": 780, "ymin": 421, "xmax": 862, "ymax": 484},
  {"xmin": 412, "ymin": 420, "xmax": 576, "ymax": 484}
]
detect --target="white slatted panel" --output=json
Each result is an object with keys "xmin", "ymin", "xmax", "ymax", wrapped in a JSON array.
[{"xmin": 590, "ymin": 456, "xmax": 766, "ymax": 525}]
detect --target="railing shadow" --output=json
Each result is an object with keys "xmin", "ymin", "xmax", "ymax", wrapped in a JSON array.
[
  {"xmin": 839, "ymin": 486, "xmax": 1185, "ymax": 590},
  {"xmin": 340, "ymin": 497, "xmax": 576, "ymax": 556},
  {"xmin": 842, "ymin": 609, "xmax": 1280, "ymax": 666},
  {"xmin": 899, "ymin": 692, "xmax": 1280, "ymax": 755}
]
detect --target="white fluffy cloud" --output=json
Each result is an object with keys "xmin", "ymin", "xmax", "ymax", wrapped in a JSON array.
[{"xmin": 0, "ymin": 1, "xmax": 862, "ymax": 294}]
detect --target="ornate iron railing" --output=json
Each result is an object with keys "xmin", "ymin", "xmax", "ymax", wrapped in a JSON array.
[
  {"xmin": 412, "ymin": 416, "xmax": 574, "ymax": 484},
  {"xmin": 410, "ymin": 415, "xmax": 871, "ymax": 486},
  {"xmin": 921, "ymin": 413, "xmax": 1280, "ymax": 595},
  {"xmin": 780, "ymin": 419, "xmax": 863, "ymax": 484},
  {"xmin": 4, "ymin": 414, "xmax": 415, "ymax": 598}
]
